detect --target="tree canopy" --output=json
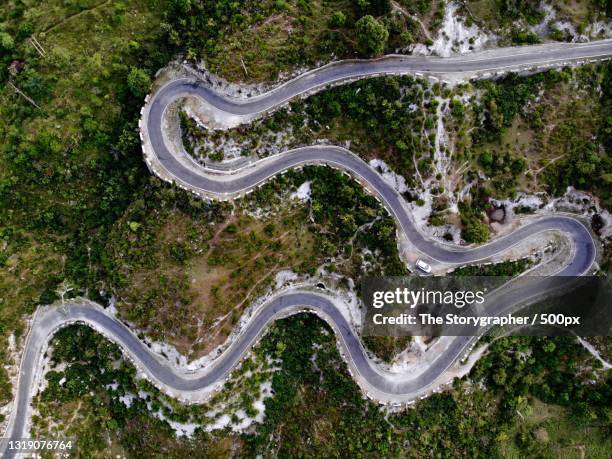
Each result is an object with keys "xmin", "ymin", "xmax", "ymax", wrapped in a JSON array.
[{"xmin": 356, "ymin": 15, "xmax": 389, "ymax": 56}]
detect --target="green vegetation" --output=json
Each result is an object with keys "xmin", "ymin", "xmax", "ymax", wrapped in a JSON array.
[
  {"xmin": 469, "ymin": 66, "xmax": 612, "ymax": 206},
  {"xmin": 182, "ymin": 75, "xmax": 440, "ymax": 183},
  {"xmin": 475, "ymin": 72, "xmax": 560, "ymax": 142},
  {"xmin": 458, "ymin": 188, "xmax": 492, "ymax": 243},
  {"xmin": 541, "ymin": 63, "xmax": 612, "ymax": 203},
  {"xmin": 496, "ymin": 0, "xmax": 545, "ymax": 24},
  {"xmin": 452, "ymin": 257, "xmax": 533, "ymax": 276},
  {"xmin": 0, "ymin": 0, "xmax": 423, "ymax": 406},
  {"xmin": 0, "ymin": 0, "xmax": 176, "ymax": 406},
  {"xmin": 100, "ymin": 165, "xmax": 405, "ymax": 358},
  {"xmin": 362, "ymin": 335, "xmax": 411, "ymax": 363},
  {"xmin": 460, "ymin": 215, "xmax": 490, "ymax": 243},
  {"xmin": 32, "ymin": 324, "xmax": 271, "ymax": 456},
  {"xmin": 2, "ymin": 1, "xmax": 610, "ymax": 455},
  {"xmin": 160, "ymin": 0, "xmax": 435, "ymax": 82},
  {"xmin": 127, "ymin": 67, "xmax": 152, "ymax": 99},
  {"xmin": 471, "ymin": 336, "xmax": 611, "ymax": 455},
  {"xmin": 464, "ymin": 0, "xmax": 544, "ymax": 38},
  {"xmin": 464, "ymin": 0, "xmax": 610, "ymax": 44},
  {"xmin": 356, "ymin": 15, "xmax": 389, "ymax": 56},
  {"xmin": 510, "ymin": 28, "xmax": 540, "ymax": 45}
]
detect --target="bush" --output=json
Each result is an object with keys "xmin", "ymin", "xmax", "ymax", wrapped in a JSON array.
[
  {"xmin": 127, "ymin": 67, "xmax": 151, "ymax": 99},
  {"xmin": 328, "ymin": 11, "xmax": 346, "ymax": 28},
  {"xmin": 462, "ymin": 219, "xmax": 490, "ymax": 243},
  {"xmin": 459, "ymin": 199, "xmax": 490, "ymax": 243},
  {"xmin": 511, "ymin": 29, "xmax": 540, "ymax": 45},
  {"xmin": 479, "ymin": 150, "xmax": 493, "ymax": 167},
  {"xmin": 0, "ymin": 32, "xmax": 14, "ymax": 52},
  {"xmin": 355, "ymin": 15, "xmax": 389, "ymax": 56}
]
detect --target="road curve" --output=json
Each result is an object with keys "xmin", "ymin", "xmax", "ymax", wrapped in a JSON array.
[
  {"xmin": 165, "ymin": 40, "xmax": 612, "ymax": 118},
  {"xmin": 2, "ymin": 275, "xmax": 600, "ymax": 456},
  {"xmin": 4, "ymin": 42, "xmax": 609, "ymax": 455}
]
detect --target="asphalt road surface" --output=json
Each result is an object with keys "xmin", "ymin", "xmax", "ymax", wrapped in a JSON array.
[{"xmin": 4, "ymin": 41, "xmax": 610, "ymax": 456}]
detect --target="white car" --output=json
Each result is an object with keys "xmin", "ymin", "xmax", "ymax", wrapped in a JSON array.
[{"xmin": 415, "ymin": 259, "xmax": 432, "ymax": 273}]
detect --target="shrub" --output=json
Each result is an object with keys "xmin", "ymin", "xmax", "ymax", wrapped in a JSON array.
[
  {"xmin": 462, "ymin": 219, "xmax": 490, "ymax": 243},
  {"xmin": 355, "ymin": 15, "xmax": 389, "ymax": 56},
  {"xmin": 329, "ymin": 11, "xmax": 346, "ymax": 28},
  {"xmin": 126, "ymin": 67, "xmax": 151, "ymax": 99}
]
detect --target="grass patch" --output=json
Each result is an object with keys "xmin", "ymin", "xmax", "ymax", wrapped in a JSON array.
[
  {"xmin": 500, "ymin": 396, "xmax": 612, "ymax": 457},
  {"xmin": 103, "ymin": 166, "xmax": 406, "ymax": 359}
]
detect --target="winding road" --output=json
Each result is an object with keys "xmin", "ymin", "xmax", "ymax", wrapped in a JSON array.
[{"xmin": 4, "ymin": 41, "xmax": 610, "ymax": 455}]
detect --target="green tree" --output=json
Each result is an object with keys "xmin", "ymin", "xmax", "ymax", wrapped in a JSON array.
[
  {"xmin": 0, "ymin": 32, "xmax": 14, "ymax": 52},
  {"xmin": 462, "ymin": 219, "xmax": 490, "ymax": 243},
  {"xmin": 479, "ymin": 150, "xmax": 493, "ymax": 167},
  {"xmin": 356, "ymin": 0, "xmax": 391, "ymax": 16},
  {"xmin": 329, "ymin": 11, "xmax": 346, "ymax": 28},
  {"xmin": 355, "ymin": 15, "xmax": 388, "ymax": 56},
  {"xmin": 127, "ymin": 67, "xmax": 151, "ymax": 99}
]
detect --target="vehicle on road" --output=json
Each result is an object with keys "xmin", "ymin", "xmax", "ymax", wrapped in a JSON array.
[{"xmin": 416, "ymin": 259, "xmax": 432, "ymax": 273}]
